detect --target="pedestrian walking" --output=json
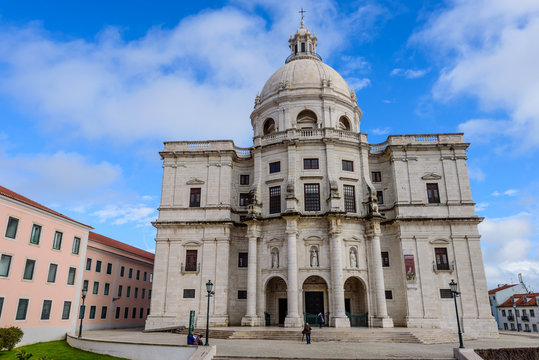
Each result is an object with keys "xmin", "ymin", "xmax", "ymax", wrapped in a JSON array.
[
  {"xmin": 302, "ymin": 322, "xmax": 312, "ymax": 344},
  {"xmin": 317, "ymin": 312, "xmax": 325, "ymax": 328}
]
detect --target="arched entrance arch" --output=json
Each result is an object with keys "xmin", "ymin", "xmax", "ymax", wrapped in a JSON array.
[
  {"xmin": 344, "ymin": 276, "xmax": 369, "ymax": 326},
  {"xmin": 265, "ymin": 276, "xmax": 287, "ymax": 326},
  {"xmin": 302, "ymin": 275, "xmax": 329, "ymax": 326}
]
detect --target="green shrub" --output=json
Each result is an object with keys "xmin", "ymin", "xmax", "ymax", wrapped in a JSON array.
[
  {"xmin": 16, "ymin": 349, "xmax": 33, "ymax": 360},
  {"xmin": 0, "ymin": 326, "xmax": 24, "ymax": 351}
]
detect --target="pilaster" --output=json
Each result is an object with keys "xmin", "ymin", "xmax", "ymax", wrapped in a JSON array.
[
  {"xmin": 328, "ymin": 216, "xmax": 350, "ymax": 327},
  {"xmin": 284, "ymin": 217, "xmax": 303, "ymax": 327}
]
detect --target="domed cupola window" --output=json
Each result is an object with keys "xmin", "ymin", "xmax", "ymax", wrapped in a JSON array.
[
  {"xmin": 286, "ymin": 19, "xmax": 321, "ymax": 64},
  {"xmin": 263, "ymin": 118, "xmax": 276, "ymax": 135},
  {"xmin": 297, "ymin": 110, "xmax": 317, "ymax": 129},
  {"xmin": 338, "ymin": 116, "xmax": 351, "ymax": 131}
]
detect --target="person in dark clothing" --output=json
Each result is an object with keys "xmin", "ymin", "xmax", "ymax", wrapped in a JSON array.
[
  {"xmin": 302, "ymin": 322, "xmax": 312, "ymax": 344},
  {"xmin": 317, "ymin": 312, "xmax": 324, "ymax": 328}
]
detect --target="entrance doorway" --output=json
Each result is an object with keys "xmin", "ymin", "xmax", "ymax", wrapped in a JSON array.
[
  {"xmin": 302, "ymin": 275, "xmax": 329, "ymax": 326},
  {"xmin": 305, "ymin": 291, "xmax": 324, "ymax": 314},
  {"xmin": 278, "ymin": 298, "xmax": 287, "ymax": 325},
  {"xmin": 344, "ymin": 277, "xmax": 368, "ymax": 327}
]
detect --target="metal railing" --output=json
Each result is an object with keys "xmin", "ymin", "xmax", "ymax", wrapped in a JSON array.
[
  {"xmin": 285, "ymin": 52, "xmax": 323, "ymax": 63},
  {"xmin": 303, "ymin": 312, "xmax": 330, "ymax": 327},
  {"xmin": 346, "ymin": 312, "xmax": 368, "ymax": 327}
]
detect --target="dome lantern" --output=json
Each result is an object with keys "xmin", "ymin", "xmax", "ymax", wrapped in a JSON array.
[{"xmin": 286, "ymin": 19, "xmax": 321, "ymax": 64}]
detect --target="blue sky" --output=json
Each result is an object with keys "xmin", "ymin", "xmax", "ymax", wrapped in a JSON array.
[{"xmin": 0, "ymin": 0, "xmax": 538, "ymax": 291}]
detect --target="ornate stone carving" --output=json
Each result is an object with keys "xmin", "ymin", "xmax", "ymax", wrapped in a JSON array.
[
  {"xmin": 271, "ymin": 247, "xmax": 279, "ymax": 268},
  {"xmin": 350, "ymin": 248, "xmax": 358, "ymax": 268},
  {"xmin": 310, "ymin": 246, "xmax": 319, "ymax": 267},
  {"xmin": 421, "ymin": 173, "xmax": 442, "ymax": 180},
  {"xmin": 186, "ymin": 178, "xmax": 205, "ymax": 185}
]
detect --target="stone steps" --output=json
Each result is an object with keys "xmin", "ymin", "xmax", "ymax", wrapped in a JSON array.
[{"xmin": 214, "ymin": 357, "xmax": 455, "ymax": 360}]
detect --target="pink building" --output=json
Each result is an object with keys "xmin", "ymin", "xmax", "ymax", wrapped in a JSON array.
[
  {"xmin": 81, "ymin": 232, "xmax": 154, "ymax": 330},
  {"xmin": 0, "ymin": 185, "xmax": 92, "ymax": 345}
]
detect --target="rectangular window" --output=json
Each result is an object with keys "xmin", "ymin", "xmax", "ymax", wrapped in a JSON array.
[
  {"xmin": 435, "ymin": 248, "xmax": 450, "ymax": 270},
  {"xmin": 52, "ymin": 231, "xmax": 63, "ymax": 250},
  {"xmin": 240, "ymin": 175, "xmax": 250, "ymax": 185},
  {"xmin": 95, "ymin": 260, "xmax": 102, "ymax": 273},
  {"xmin": 303, "ymin": 158, "xmax": 319, "ymax": 169},
  {"xmin": 83, "ymin": 280, "xmax": 89, "ymax": 291},
  {"xmin": 189, "ymin": 188, "xmax": 201, "ymax": 207},
  {"xmin": 183, "ymin": 289, "xmax": 195, "ymax": 298},
  {"xmin": 239, "ymin": 193, "xmax": 250, "ymax": 206},
  {"xmin": 304, "ymin": 184, "xmax": 320, "ymax": 211},
  {"xmin": 142, "ymin": 288, "xmax": 146, "ymax": 299},
  {"xmin": 185, "ymin": 250, "xmax": 197, "ymax": 271},
  {"xmin": 238, "ymin": 252, "xmax": 248, "ymax": 267},
  {"xmin": 511, "ymin": 323, "xmax": 515, "ymax": 330},
  {"xmin": 16, "ymin": 298, "xmax": 29, "ymax": 320},
  {"xmin": 440, "ymin": 289, "xmax": 453, "ymax": 298},
  {"xmin": 509, "ymin": 309, "xmax": 513, "ymax": 315},
  {"xmin": 533, "ymin": 324, "xmax": 537, "ymax": 332},
  {"xmin": 134, "ymin": 288, "xmax": 138, "ymax": 299},
  {"xmin": 41, "ymin": 300, "xmax": 52, "ymax": 320},
  {"xmin": 104, "ymin": 283, "xmax": 110, "ymax": 296},
  {"xmin": 47, "ymin": 263, "xmax": 58, "ymax": 283},
  {"xmin": 371, "ymin": 171, "xmax": 382, "ymax": 183},
  {"xmin": 86, "ymin": 258, "xmax": 92, "ymax": 271},
  {"xmin": 147, "ymin": 308, "xmax": 150, "ymax": 316},
  {"xmin": 525, "ymin": 324, "xmax": 530, "ymax": 331},
  {"xmin": 115, "ymin": 307, "xmax": 120, "ymax": 319},
  {"xmin": 516, "ymin": 309, "xmax": 520, "ymax": 316},
  {"xmin": 238, "ymin": 290, "xmax": 247, "ymax": 299},
  {"xmin": 136, "ymin": 270, "xmax": 140, "ymax": 280},
  {"xmin": 0, "ymin": 297, "xmax": 4, "ymax": 319},
  {"xmin": 149, "ymin": 290, "xmax": 152, "ymax": 299},
  {"xmin": 106, "ymin": 263, "xmax": 112, "ymax": 275},
  {"xmin": 139, "ymin": 308, "xmax": 144, "ymax": 319},
  {"xmin": 72, "ymin": 237, "xmax": 81, "ymax": 254},
  {"xmin": 129, "ymin": 268, "xmax": 133, "ymax": 278},
  {"xmin": 30, "ymin": 224, "xmax": 42, "ymax": 244},
  {"xmin": 427, "ymin": 183, "xmax": 440, "ymax": 203},
  {"xmin": 269, "ymin": 161, "xmax": 280, "ymax": 173},
  {"xmin": 502, "ymin": 309, "xmax": 506, "ymax": 317},
  {"xmin": 343, "ymin": 185, "xmax": 356, "ymax": 212},
  {"xmin": 132, "ymin": 307, "xmax": 137, "ymax": 319},
  {"xmin": 381, "ymin": 252, "xmax": 390, "ymax": 267},
  {"xmin": 67, "ymin": 267, "xmax": 76, "ymax": 285},
  {"xmin": 101, "ymin": 306, "xmax": 107, "ymax": 319},
  {"xmin": 0, "ymin": 254, "xmax": 12, "ymax": 277},
  {"xmin": 23, "ymin": 259, "xmax": 36, "ymax": 280},
  {"xmin": 62, "ymin": 301, "xmax": 71, "ymax": 320},
  {"xmin": 5, "ymin": 217, "xmax": 19, "ymax": 239},
  {"xmin": 143, "ymin": 271, "xmax": 147, "ymax": 282},
  {"xmin": 376, "ymin": 190, "xmax": 384, "ymax": 204},
  {"xmin": 522, "ymin": 309, "xmax": 527, "ymax": 316},
  {"xmin": 126, "ymin": 286, "xmax": 131, "ymax": 298},
  {"xmin": 531, "ymin": 309, "xmax": 535, "ymax": 317},
  {"xmin": 517, "ymin": 324, "xmax": 522, "ymax": 331},
  {"xmin": 93, "ymin": 281, "xmax": 99, "ymax": 295},
  {"xmin": 118, "ymin": 285, "xmax": 123, "ymax": 297},
  {"xmin": 124, "ymin": 307, "xmax": 129, "ymax": 319},
  {"xmin": 89, "ymin": 305, "xmax": 96, "ymax": 319},
  {"xmin": 385, "ymin": 290, "xmax": 393, "ymax": 300},
  {"xmin": 301, "ymin": 42, "xmax": 305, "ymax": 52},
  {"xmin": 269, "ymin": 186, "xmax": 281, "ymax": 214},
  {"xmin": 342, "ymin": 160, "xmax": 354, "ymax": 172},
  {"xmin": 504, "ymin": 323, "xmax": 508, "ymax": 330}
]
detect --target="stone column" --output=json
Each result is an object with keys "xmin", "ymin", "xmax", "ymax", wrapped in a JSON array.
[
  {"xmin": 242, "ymin": 225, "xmax": 263, "ymax": 326},
  {"xmin": 212, "ymin": 237, "xmax": 230, "ymax": 326},
  {"xmin": 284, "ymin": 217, "xmax": 303, "ymax": 327},
  {"xmin": 329, "ymin": 217, "xmax": 350, "ymax": 327},
  {"xmin": 367, "ymin": 219, "xmax": 394, "ymax": 327}
]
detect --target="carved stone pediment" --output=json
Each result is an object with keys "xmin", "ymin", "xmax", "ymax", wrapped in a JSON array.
[
  {"xmin": 303, "ymin": 235, "xmax": 323, "ymax": 246},
  {"xmin": 266, "ymin": 237, "xmax": 284, "ymax": 248},
  {"xmin": 343, "ymin": 236, "xmax": 361, "ymax": 243},
  {"xmin": 421, "ymin": 173, "xmax": 442, "ymax": 180},
  {"xmin": 186, "ymin": 178, "xmax": 205, "ymax": 185},
  {"xmin": 429, "ymin": 238, "xmax": 450, "ymax": 244},
  {"xmin": 182, "ymin": 240, "xmax": 203, "ymax": 246}
]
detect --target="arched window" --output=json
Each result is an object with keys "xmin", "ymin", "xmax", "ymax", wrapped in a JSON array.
[
  {"xmin": 338, "ymin": 116, "xmax": 351, "ymax": 131},
  {"xmin": 263, "ymin": 118, "xmax": 276, "ymax": 135},
  {"xmin": 297, "ymin": 110, "xmax": 317, "ymax": 129}
]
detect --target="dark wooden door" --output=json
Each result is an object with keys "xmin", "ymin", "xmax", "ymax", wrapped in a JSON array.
[
  {"xmin": 345, "ymin": 298, "xmax": 351, "ymax": 314},
  {"xmin": 278, "ymin": 298, "xmax": 287, "ymax": 324},
  {"xmin": 305, "ymin": 291, "xmax": 324, "ymax": 314}
]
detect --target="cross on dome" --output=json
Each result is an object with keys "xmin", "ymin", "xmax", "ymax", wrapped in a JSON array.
[{"xmin": 286, "ymin": 16, "xmax": 320, "ymax": 63}]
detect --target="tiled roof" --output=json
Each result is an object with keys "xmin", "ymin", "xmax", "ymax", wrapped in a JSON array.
[
  {"xmin": 89, "ymin": 231, "xmax": 155, "ymax": 262},
  {"xmin": 498, "ymin": 293, "xmax": 539, "ymax": 307},
  {"xmin": 0, "ymin": 185, "xmax": 92, "ymax": 229},
  {"xmin": 488, "ymin": 284, "xmax": 516, "ymax": 294}
]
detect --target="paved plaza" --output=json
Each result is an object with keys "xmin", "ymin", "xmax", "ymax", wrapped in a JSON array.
[{"xmin": 81, "ymin": 328, "xmax": 539, "ymax": 359}]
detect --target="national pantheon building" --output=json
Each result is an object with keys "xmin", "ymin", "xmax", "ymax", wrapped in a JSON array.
[{"xmin": 145, "ymin": 20, "xmax": 497, "ymax": 337}]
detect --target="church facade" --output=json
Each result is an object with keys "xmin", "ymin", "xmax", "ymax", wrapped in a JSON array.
[{"xmin": 145, "ymin": 21, "xmax": 498, "ymax": 337}]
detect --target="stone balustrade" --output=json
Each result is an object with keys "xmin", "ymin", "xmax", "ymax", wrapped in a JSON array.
[
  {"xmin": 369, "ymin": 133, "xmax": 465, "ymax": 153},
  {"xmin": 163, "ymin": 140, "xmax": 252, "ymax": 158},
  {"xmin": 255, "ymin": 128, "xmax": 366, "ymax": 147}
]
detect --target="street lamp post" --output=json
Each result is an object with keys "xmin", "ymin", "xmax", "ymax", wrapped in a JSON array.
[
  {"xmin": 512, "ymin": 297, "xmax": 520, "ymax": 332},
  {"xmin": 78, "ymin": 288, "xmax": 88, "ymax": 338},
  {"xmin": 449, "ymin": 279, "xmax": 464, "ymax": 349},
  {"xmin": 205, "ymin": 280, "xmax": 215, "ymax": 346}
]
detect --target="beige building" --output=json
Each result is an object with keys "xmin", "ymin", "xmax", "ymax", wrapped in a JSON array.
[{"xmin": 145, "ymin": 21, "xmax": 497, "ymax": 337}]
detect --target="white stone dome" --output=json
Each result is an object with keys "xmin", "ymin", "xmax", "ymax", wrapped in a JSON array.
[{"xmin": 259, "ymin": 58, "xmax": 352, "ymax": 102}]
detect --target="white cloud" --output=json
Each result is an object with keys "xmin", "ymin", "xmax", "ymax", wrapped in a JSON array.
[
  {"xmin": 467, "ymin": 164, "xmax": 486, "ymax": 182},
  {"xmin": 475, "ymin": 202, "xmax": 489, "ymax": 212},
  {"xmin": 92, "ymin": 204, "xmax": 156, "ymax": 227},
  {"xmin": 0, "ymin": 2, "xmax": 387, "ymax": 145},
  {"xmin": 492, "ymin": 189, "xmax": 518, "ymax": 197},
  {"xmin": 479, "ymin": 213, "xmax": 539, "ymax": 290},
  {"xmin": 0, "ymin": 150, "xmax": 121, "ymax": 204},
  {"xmin": 413, "ymin": 1, "xmax": 539, "ymax": 148},
  {"xmin": 390, "ymin": 68, "xmax": 429, "ymax": 79},
  {"xmin": 346, "ymin": 77, "xmax": 371, "ymax": 91},
  {"xmin": 370, "ymin": 127, "xmax": 391, "ymax": 135}
]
